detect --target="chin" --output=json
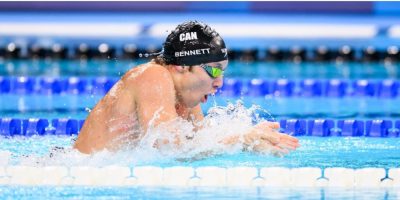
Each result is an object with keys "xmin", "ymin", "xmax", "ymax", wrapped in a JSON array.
[
  {"xmin": 189, "ymin": 102, "xmax": 201, "ymax": 108},
  {"xmin": 193, "ymin": 98, "xmax": 204, "ymax": 107},
  {"xmin": 181, "ymin": 99, "xmax": 199, "ymax": 108}
]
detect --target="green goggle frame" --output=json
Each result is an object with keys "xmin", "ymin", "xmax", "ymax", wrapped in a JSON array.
[{"xmin": 201, "ymin": 64, "xmax": 224, "ymax": 78}]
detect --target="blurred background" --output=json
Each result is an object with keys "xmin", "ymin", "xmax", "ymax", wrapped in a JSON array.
[
  {"xmin": 0, "ymin": 1, "xmax": 400, "ymax": 122},
  {"xmin": 1, "ymin": 1, "xmax": 400, "ymax": 62},
  {"xmin": 1, "ymin": 3, "xmax": 400, "ymax": 197}
]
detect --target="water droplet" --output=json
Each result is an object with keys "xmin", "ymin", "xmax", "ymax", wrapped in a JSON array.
[{"xmin": 211, "ymin": 93, "xmax": 217, "ymax": 107}]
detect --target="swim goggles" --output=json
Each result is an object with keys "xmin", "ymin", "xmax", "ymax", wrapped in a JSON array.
[{"xmin": 200, "ymin": 64, "xmax": 224, "ymax": 78}]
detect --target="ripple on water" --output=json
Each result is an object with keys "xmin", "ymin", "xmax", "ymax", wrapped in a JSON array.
[{"xmin": 0, "ymin": 101, "xmax": 399, "ymax": 168}]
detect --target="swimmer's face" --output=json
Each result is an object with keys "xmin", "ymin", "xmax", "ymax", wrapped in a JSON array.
[{"xmin": 180, "ymin": 59, "xmax": 228, "ymax": 108}]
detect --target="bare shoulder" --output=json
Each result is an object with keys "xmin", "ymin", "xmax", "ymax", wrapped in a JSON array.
[
  {"xmin": 121, "ymin": 62, "xmax": 175, "ymax": 97},
  {"xmin": 123, "ymin": 62, "xmax": 171, "ymax": 85}
]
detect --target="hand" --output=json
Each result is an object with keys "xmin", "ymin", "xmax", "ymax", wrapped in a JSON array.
[{"xmin": 244, "ymin": 121, "xmax": 300, "ymax": 157}]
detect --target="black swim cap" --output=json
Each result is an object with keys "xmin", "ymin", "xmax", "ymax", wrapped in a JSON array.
[{"xmin": 161, "ymin": 21, "xmax": 228, "ymax": 66}]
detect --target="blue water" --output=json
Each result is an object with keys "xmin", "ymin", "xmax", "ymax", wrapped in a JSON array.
[
  {"xmin": 0, "ymin": 95, "xmax": 399, "ymax": 120},
  {"xmin": 1, "ymin": 135, "xmax": 399, "ymax": 169},
  {"xmin": 0, "ymin": 186, "xmax": 398, "ymax": 200},
  {"xmin": 1, "ymin": 60, "xmax": 399, "ymax": 167},
  {"xmin": 2, "ymin": 60, "xmax": 399, "ymax": 120},
  {"xmin": 1, "ymin": 60, "xmax": 399, "ymax": 79},
  {"xmin": 1, "ymin": 60, "xmax": 400, "ymax": 199}
]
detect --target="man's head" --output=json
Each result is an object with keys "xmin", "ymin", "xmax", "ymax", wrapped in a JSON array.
[
  {"xmin": 161, "ymin": 20, "xmax": 228, "ymax": 66},
  {"xmin": 160, "ymin": 21, "xmax": 229, "ymax": 108}
]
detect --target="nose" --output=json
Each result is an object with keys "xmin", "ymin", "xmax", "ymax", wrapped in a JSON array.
[{"xmin": 212, "ymin": 76, "xmax": 224, "ymax": 89}]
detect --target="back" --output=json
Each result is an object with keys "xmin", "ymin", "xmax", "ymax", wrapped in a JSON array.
[{"xmin": 74, "ymin": 62, "xmax": 171, "ymax": 153}]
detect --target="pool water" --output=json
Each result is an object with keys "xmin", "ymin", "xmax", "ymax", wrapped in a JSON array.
[
  {"xmin": 0, "ymin": 186, "xmax": 398, "ymax": 200},
  {"xmin": 0, "ymin": 60, "xmax": 400, "ymax": 168},
  {"xmin": 1, "ymin": 60, "xmax": 399, "ymax": 79},
  {"xmin": 1, "ymin": 95, "xmax": 399, "ymax": 119},
  {"xmin": 1, "ymin": 136, "xmax": 399, "ymax": 169},
  {"xmin": 0, "ymin": 60, "xmax": 399, "ymax": 199}
]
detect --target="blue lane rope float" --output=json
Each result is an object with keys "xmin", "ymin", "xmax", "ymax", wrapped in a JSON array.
[
  {"xmin": 0, "ymin": 118, "xmax": 398, "ymax": 137},
  {"xmin": 0, "ymin": 76, "xmax": 119, "ymax": 95},
  {"xmin": 0, "ymin": 77, "xmax": 399, "ymax": 98},
  {"xmin": 0, "ymin": 118, "xmax": 84, "ymax": 137}
]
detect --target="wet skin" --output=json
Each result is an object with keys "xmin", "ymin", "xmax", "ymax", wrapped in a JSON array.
[{"xmin": 74, "ymin": 60, "xmax": 299, "ymax": 155}]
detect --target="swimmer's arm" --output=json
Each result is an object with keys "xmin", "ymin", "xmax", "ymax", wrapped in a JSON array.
[
  {"xmin": 219, "ymin": 122, "xmax": 300, "ymax": 156},
  {"xmin": 134, "ymin": 66, "xmax": 179, "ymax": 131},
  {"xmin": 185, "ymin": 124, "xmax": 300, "ymax": 160}
]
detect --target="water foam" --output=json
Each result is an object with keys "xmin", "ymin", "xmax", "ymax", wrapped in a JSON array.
[{"xmin": 12, "ymin": 100, "xmax": 275, "ymax": 167}]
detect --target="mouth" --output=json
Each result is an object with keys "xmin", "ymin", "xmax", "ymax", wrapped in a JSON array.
[
  {"xmin": 201, "ymin": 90, "xmax": 217, "ymax": 103},
  {"xmin": 201, "ymin": 94, "xmax": 208, "ymax": 103}
]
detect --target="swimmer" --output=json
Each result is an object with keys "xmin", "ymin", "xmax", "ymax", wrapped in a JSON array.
[{"xmin": 74, "ymin": 21, "xmax": 300, "ymax": 155}]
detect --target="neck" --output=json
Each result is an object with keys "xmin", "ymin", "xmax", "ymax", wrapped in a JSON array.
[
  {"xmin": 175, "ymin": 103, "xmax": 190, "ymax": 119},
  {"xmin": 168, "ymin": 66, "xmax": 190, "ymax": 118}
]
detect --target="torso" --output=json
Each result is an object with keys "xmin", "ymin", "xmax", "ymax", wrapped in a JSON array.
[{"xmin": 74, "ymin": 62, "xmax": 190, "ymax": 153}]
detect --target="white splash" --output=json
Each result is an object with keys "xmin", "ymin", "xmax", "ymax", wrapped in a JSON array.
[{"xmin": 13, "ymin": 100, "xmax": 274, "ymax": 167}]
